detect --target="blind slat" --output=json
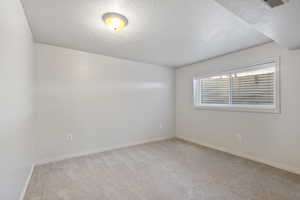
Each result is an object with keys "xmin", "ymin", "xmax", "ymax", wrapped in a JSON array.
[{"xmin": 194, "ymin": 64, "xmax": 276, "ymax": 107}]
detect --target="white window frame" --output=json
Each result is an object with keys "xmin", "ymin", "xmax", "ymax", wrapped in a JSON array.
[{"xmin": 193, "ymin": 58, "xmax": 281, "ymax": 113}]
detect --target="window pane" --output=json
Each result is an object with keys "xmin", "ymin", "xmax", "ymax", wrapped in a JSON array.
[
  {"xmin": 231, "ymin": 66, "xmax": 275, "ymax": 105},
  {"xmin": 200, "ymin": 75, "xmax": 230, "ymax": 104},
  {"xmin": 193, "ymin": 61, "xmax": 277, "ymax": 112}
]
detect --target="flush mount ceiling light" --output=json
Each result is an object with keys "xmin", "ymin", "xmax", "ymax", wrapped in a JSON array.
[{"xmin": 102, "ymin": 12, "xmax": 128, "ymax": 31}]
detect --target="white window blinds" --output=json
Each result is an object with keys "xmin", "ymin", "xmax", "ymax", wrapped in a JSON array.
[{"xmin": 193, "ymin": 61, "xmax": 278, "ymax": 112}]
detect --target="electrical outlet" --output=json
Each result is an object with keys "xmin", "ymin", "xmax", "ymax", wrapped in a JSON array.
[
  {"xmin": 159, "ymin": 123, "xmax": 163, "ymax": 129},
  {"xmin": 236, "ymin": 134, "xmax": 242, "ymax": 144},
  {"xmin": 67, "ymin": 134, "xmax": 73, "ymax": 141}
]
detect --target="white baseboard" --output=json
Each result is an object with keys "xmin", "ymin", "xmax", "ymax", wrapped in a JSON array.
[
  {"xmin": 176, "ymin": 136, "xmax": 300, "ymax": 176},
  {"xmin": 19, "ymin": 165, "xmax": 34, "ymax": 200},
  {"xmin": 36, "ymin": 136, "xmax": 174, "ymax": 165},
  {"xmin": 18, "ymin": 136, "xmax": 300, "ymax": 200}
]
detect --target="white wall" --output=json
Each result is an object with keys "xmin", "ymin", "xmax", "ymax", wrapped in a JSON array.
[
  {"xmin": 0, "ymin": 0, "xmax": 35, "ymax": 199},
  {"xmin": 176, "ymin": 42, "xmax": 300, "ymax": 174},
  {"xmin": 34, "ymin": 43, "xmax": 175, "ymax": 163}
]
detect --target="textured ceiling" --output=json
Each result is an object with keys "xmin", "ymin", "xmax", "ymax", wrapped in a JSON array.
[
  {"xmin": 21, "ymin": 0, "xmax": 270, "ymax": 67},
  {"xmin": 214, "ymin": 0, "xmax": 300, "ymax": 50}
]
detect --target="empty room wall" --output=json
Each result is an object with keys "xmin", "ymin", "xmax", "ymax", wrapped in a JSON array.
[
  {"xmin": 0, "ymin": 0, "xmax": 35, "ymax": 199},
  {"xmin": 176, "ymin": 42, "xmax": 300, "ymax": 174},
  {"xmin": 34, "ymin": 43, "xmax": 175, "ymax": 163}
]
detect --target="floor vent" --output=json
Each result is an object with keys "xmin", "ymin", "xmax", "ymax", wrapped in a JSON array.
[{"xmin": 263, "ymin": 0, "xmax": 289, "ymax": 8}]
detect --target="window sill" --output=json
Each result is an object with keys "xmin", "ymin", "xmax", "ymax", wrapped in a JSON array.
[{"xmin": 193, "ymin": 104, "xmax": 280, "ymax": 114}]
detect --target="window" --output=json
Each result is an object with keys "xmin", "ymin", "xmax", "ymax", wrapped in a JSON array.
[{"xmin": 193, "ymin": 61, "xmax": 280, "ymax": 113}]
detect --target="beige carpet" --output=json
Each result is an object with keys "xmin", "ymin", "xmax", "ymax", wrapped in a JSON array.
[{"xmin": 24, "ymin": 139, "xmax": 300, "ymax": 200}]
